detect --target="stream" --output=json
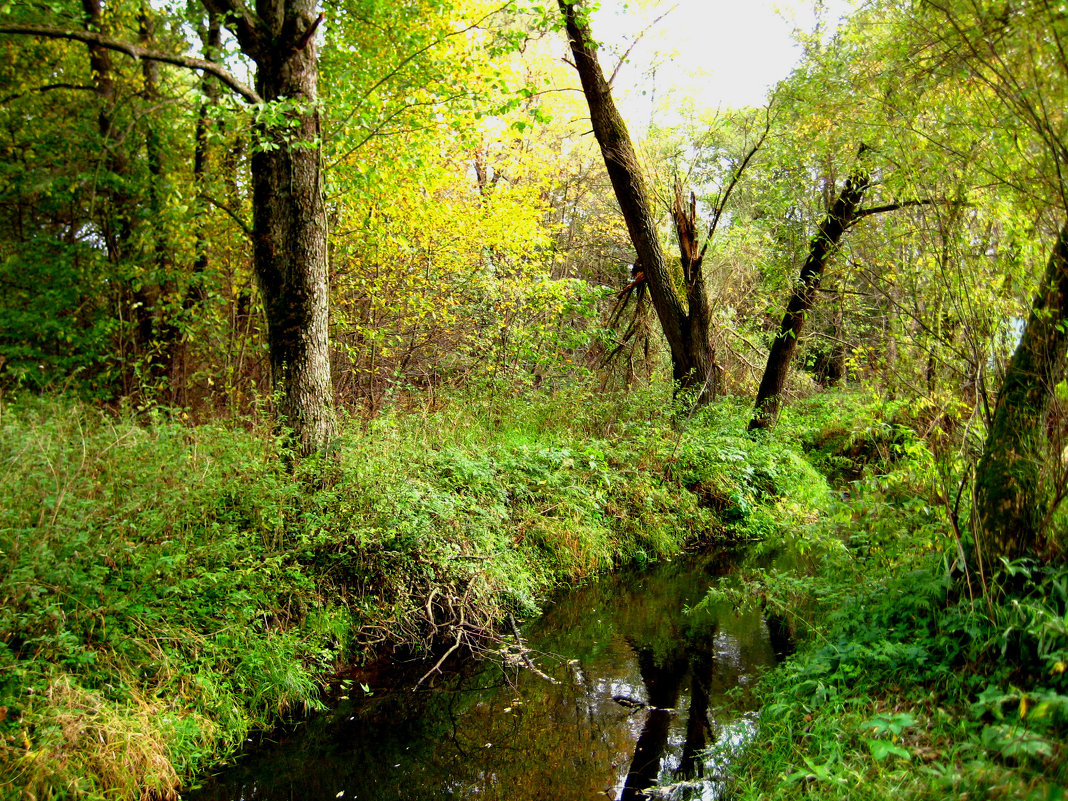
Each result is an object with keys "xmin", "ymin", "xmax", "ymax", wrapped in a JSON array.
[{"xmin": 188, "ymin": 551, "xmax": 785, "ymax": 801}]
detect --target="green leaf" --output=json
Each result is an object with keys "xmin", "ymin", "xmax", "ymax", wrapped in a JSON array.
[{"xmin": 866, "ymin": 738, "xmax": 912, "ymax": 761}]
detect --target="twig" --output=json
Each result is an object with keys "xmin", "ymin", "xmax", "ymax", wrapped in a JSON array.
[
  {"xmin": 509, "ymin": 615, "xmax": 558, "ymax": 684},
  {"xmin": 607, "ymin": 6, "xmax": 676, "ymax": 87},
  {"xmin": 415, "ymin": 628, "xmax": 464, "ymax": 688}
]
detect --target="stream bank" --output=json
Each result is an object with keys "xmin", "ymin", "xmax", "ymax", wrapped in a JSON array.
[
  {"xmin": 189, "ymin": 551, "xmax": 784, "ymax": 801},
  {"xmin": 0, "ymin": 392, "xmax": 832, "ymax": 800}
]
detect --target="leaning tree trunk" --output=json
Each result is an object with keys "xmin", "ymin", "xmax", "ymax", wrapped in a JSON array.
[
  {"xmin": 748, "ymin": 156, "xmax": 870, "ymax": 432},
  {"xmin": 206, "ymin": 0, "xmax": 334, "ymax": 456},
  {"xmin": 973, "ymin": 221, "xmax": 1068, "ymax": 567},
  {"xmin": 559, "ymin": 0, "xmax": 716, "ymax": 396}
]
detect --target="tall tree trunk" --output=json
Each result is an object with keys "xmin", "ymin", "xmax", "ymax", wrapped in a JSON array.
[
  {"xmin": 0, "ymin": 2, "xmax": 328, "ymax": 447},
  {"xmin": 192, "ymin": 11, "xmax": 221, "ymax": 299},
  {"xmin": 205, "ymin": 0, "xmax": 334, "ymax": 456},
  {"xmin": 82, "ymin": 0, "xmax": 139, "ymax": 394},
  {"xmin": 973, "ymin": 222, "xmax": 1068, "ymax": 566},
  {"xmin": 165, "ymin": 10, "xmax": 225, "ymax": 406},
  {"xmin": 558, "ymin": 0, "xmax": 716, "ymax": 397},
  {"xmin": 81, "ymin": 0, "xmax": 124, "ymax": 251},
  {"xmin": 748, "ymin": 154, "xmax": 871, "ymax": 432}
]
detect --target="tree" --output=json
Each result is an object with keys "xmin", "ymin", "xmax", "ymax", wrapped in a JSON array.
[
  {"xmin": 974, "ymin": 224, "xmax": 1068, "ymax": 563},
  {"xmin": 557, "ymin": 0, "xmax": 731, "ymax": 401},
  {"xmin": 901, "ymin": 0, "xmax": 1068, "ymax": 565},
  {"xmin": 2, "ymin": 0, "xmax": 335, "ymax": 455},
  {"xmin": 0, "ymin": 1, "xmax": 200, "ymax": 398},
  {"xmin": 201, "ymin": 0, "xmax": 334, "ymax": 456},
  {"xmin": 825, "ymin": 0, "xmax": 1068, "ymax": 567},
  {"xmin": 748, "ymin": 150, "xmax": 871, "ymax": 431}
]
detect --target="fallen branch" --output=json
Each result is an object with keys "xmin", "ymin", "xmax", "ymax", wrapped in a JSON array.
[
  {"xmin": 415, "ymin": 627, "xmax": 464, "ymax": 689},
  {"xmin": 509, "ymin": 615, "xmax": 559, "ymax": 685}
]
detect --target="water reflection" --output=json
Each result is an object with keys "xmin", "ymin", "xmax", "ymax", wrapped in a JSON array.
[{"xmin": 189, "ymin": 552, "xmax": 779, "ymax": 801}]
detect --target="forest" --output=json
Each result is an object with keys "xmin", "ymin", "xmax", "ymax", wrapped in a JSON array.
[{"xmin": 0, "ymin": 0, "xmax": 1066, "ymax": 797}]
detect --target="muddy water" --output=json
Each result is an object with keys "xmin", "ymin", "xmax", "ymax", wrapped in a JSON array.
[{"xmin": 189, "ymin": 552, "xmax": 781, "ymax": 801}]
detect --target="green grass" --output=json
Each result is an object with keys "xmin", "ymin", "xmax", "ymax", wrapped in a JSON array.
[
  {"xmin": 0, "ymin": 384, "xmax": 832, "ymax": 799},
  {"xmin": 716, "ymin": 391, "xmax": 1068, "ymax": 801}
]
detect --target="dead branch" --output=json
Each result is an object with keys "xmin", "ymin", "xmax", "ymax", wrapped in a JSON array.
[{"xmin": 508, "ymin": 615, "xmax": 558, "ymax": 684}]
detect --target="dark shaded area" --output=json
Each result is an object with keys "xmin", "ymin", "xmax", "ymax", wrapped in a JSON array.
[
  {"xmin": 620, "ymin": 647, "xmax": 688, "ymax": 801},
  {"xmin": 764, "ymin": 612, "xmax": 795, "ymax": 662},
  {"xmin": 189, "ymin": 553, "xmax": 783, "ymax": 801}
]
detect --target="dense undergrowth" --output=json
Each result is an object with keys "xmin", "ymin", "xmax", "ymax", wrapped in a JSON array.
[
  {"xmin": 8, "ymin": 385, "xmax": 1063, "ymax": 800},
  {"xmin": 717, "ymin": 393, "xmax": 1068, "ymax": 801},
  {"xmin": 0, "ymin": 383, "xmax": 829, "ymax": 800}
]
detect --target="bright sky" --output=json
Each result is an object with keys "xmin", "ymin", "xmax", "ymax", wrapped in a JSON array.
[{"xmin": 591, "ymin": 0, "xmax": 855, "ymax": 127}]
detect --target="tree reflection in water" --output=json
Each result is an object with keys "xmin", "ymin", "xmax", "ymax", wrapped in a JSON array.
[
  {"xmin": 190, "ymin": 552, "xmax": 781, "ymax": 801},
  {"xmin": 620, "ymin": 646, "xmax": 690, "ymax": 801}
]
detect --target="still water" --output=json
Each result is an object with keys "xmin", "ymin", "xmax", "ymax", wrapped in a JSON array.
[{"xmin": 189, "ymin": 552, "xmax": 783, "ymax": 801}]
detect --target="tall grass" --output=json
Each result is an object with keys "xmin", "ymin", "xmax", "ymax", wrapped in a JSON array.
[{"xmin": 0, "ymin": 384, "xmax": 833, "ymax": 799}]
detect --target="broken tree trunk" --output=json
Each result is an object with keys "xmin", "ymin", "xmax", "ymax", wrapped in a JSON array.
[{"xmin": 559, "ymin": 0, "xmax": 719, "ymax": 400}]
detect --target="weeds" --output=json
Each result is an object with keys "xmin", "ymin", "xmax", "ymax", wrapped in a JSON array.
[
  {"xmin": 720, "ymin": 391, "xmax": 1068, "ymax": 801},
  {"xmin": 0, "ymin": 384, "xmax": 826, "ymax": 800}
]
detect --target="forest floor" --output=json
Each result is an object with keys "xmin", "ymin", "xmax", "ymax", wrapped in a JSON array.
[{"xmin": 0, "ymin": 385, "xmax": 1065, "ymax": 799}]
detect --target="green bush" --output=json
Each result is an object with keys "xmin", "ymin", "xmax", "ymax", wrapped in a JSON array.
[{"xmin": 4, "ymin": 384, "xmax": 809, "ymax": 799}]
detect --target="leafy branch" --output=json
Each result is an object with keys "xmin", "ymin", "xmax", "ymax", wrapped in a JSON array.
[{"xmin": 0, "ymin": 22, "xmax": 263, "ymax": 104}]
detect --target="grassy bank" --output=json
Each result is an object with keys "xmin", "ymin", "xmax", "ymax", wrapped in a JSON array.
[
  {"xmin": 719, "ymin": 394, "xmax": 1068, "ymax": 800},
  {"xmin": 0, "ymin": 385, "xmax": 829, "ymax": 800}
]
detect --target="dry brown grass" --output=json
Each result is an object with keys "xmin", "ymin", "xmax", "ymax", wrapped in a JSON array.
[{"xmin": 2, "ymin": 677, "xmax": 204, "ymax": 801}]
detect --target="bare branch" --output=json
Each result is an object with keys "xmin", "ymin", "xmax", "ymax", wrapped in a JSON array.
[
  {"xmin": 0, "ymin": 23, "xmax": 263, "ymax": 104},
  {"xmin": 701, "ymin": 98, "xmax": 774, "ymax": 257},
  {"xmin": 607, "ymin": 5, "xmax": 676, "ymax": 88}
]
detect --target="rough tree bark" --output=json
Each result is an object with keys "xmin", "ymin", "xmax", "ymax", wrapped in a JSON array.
[
  {"xmin": 558, "ymin": 0, "xmax": 721, "ymax": 400},
  {"xmin": 202, "ymin": 0, "xmax": 334, "ymax": 456},
  {"xmin": 973, "ymin": 222, "xmax": 1068, "ymax": 566},
  {"xmin": 748, "ymin": 152, "xmax": 871, "ymax": 432}
]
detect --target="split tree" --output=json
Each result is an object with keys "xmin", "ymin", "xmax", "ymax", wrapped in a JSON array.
[{"xmin": 558, "ymin": 0, "xmax": 753, "ymax": 402}]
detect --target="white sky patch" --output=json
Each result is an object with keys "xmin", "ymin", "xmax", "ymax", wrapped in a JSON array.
[{"xmin": 590, "ymin": 0, "xmax": 855, "ymax": 128}]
